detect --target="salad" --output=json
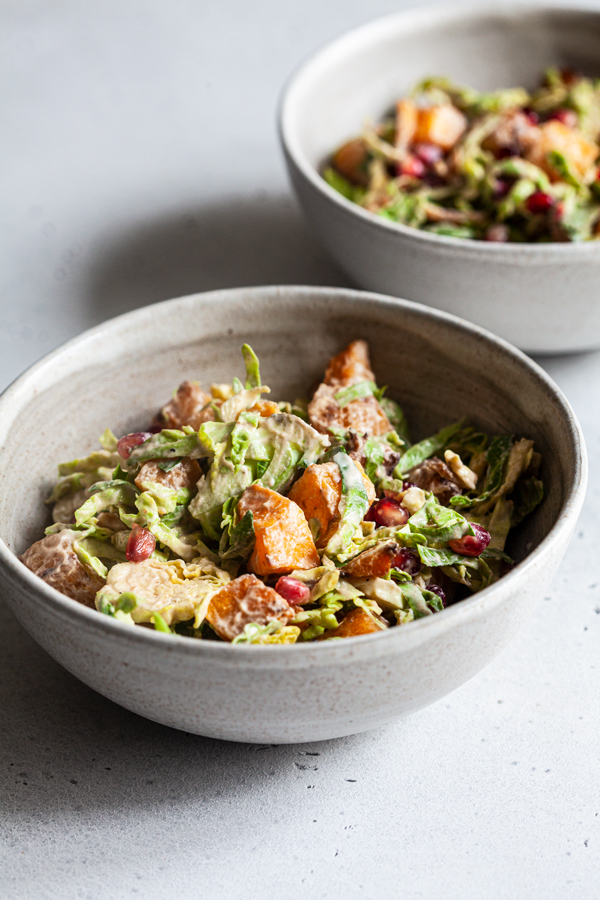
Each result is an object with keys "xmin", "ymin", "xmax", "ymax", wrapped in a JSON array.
[
  {"xmin": 21, "ymin": 340, "xmax": 544, "ymax": 644},
  {"xmin": 323, "ymin": 68, "xmax": 600, "ymax": 242}
]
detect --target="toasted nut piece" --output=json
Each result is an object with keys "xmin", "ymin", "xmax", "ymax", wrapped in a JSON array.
[
  {"xmin": 206, "ymin": 573, "xmax": 294, "ymax": 641},
  {"xmin": 20, "ymin": 529, "xmax": 105, "ymax": 607},
  {"xmin": 401, "ymin": 486, "xmax": 426, "ymax": 515},
  {"xmin": 321, "ymin": 607, "xmax": 387, "ymax": 640},
  {"xmin": 96, "ymin": 511, "xmax": 128, "ymax": 532},
  {"xmin": 408, "ymin": 457, "xmax": 462, "ymax": 506},
  {"xmin": 414, "ymin": 105, "xmax": 467, "ymax": 150},
  {"xmin": 154, "ymin": 381, "xmax": 213, "ymax": 430},
  {"xmin": 237, "ymin": 484, "xmax": 319, "ymax": 576},
  {"xmin": 288, "ymin": 460, "xmax": 376, "ymax": 548},
  {"xmin": 444, "ymin": 450, "xmax": 478, "ymax": 491},
  {"xmin": 135, "ymin": 457, "xmax": 201, "ymax": 493}
]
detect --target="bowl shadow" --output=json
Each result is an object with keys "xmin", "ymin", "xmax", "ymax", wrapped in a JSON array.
[
  {"xmin": 0, "ymin": 600, "xmax": 386, "ymax": 821},
  {"xmin": 85, "ymin": 194, "xmax": 352, "ymax": 323}
]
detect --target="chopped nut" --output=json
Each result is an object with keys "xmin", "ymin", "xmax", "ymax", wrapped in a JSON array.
[
  {"xmin": 444, "ymin": 449, "xmax": 478, "ymax": 491},
  {"xmin": 401, "ymin": 486, "xmax": 426, "ymax": 515}
]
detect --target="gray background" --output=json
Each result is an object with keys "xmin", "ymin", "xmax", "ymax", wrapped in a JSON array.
[{"xmin": 1, "ymin": 1, "xmax": 599, "ymax": 898}]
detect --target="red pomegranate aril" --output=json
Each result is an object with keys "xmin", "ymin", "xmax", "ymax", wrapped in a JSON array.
[
  {"xmin": 493, "ymin": 178, "xmax": 512, "ymax": 199},
  {"xmin": 485, "ymin": 224, "xmax": 509, "ymax": 243},
  {"xmin": 402, "ymin": 481, "xmax": 418, "ymax": 491},
  {"xmin": 523, "ymin": 108, "xmax": 539, "ymax": 125},
  {"xmin": 448, "ymin": 523, "xmax": 491, "ymax": 557},
  {"xmin": 275, "ymin": 576, "xmax": 311, "ymax": 605},
  {"xmin": 413, "ymin": 142, "xmax": 443, "ymax": 167},
  {"xmin": 126, "ymin": 525, "xmax": 156, "ymax": 562},
  {"xmin": 548, "ymin": 107, "xmax": 577, "ymax": 128},
  {"xmin": 391, "ymin": 548, "xmax": 422, "ymax": 576},
  {"xmin": 427, "ymin": 584, "xmax": 447, "ymax": 607},
  {"xmin": 148, "ymin": 422, "xmax": 164, "ymax": 434},
  {"xmin": 117, "ymin": 431, "xmax": 152, "ymax": 459},
  {"xmin": 400, "ymin": 155, "xmax": 426, "ymax": 179},
  {"xmin": 525, "ymin": 191, "xmax": 554, "ymax": 215},
  {"xmin": 368, "ymin": 497, "xmax": 409, "ymax": 529}
]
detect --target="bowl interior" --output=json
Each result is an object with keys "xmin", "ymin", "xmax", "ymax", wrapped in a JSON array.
[
  {"xmin": 0, "ymin": 287, "xmax": 577, "ymax": 575},
  {"xmin": 285, "ymin": 5, "xmax": 600, "ymax": 171}
]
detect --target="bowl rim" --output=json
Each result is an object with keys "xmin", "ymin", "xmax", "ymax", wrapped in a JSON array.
[
  {"xmin": 0, "ymin": 285, "xmax": 588, "ymax": 667},
  {"xmin": 278, "ymin": 0, "xmax": 600, "ymax": 255}
]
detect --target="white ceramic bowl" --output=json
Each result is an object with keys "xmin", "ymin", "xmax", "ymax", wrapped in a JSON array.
[
  {"xmin": 279, "ymin": 2, "xmax": 600, "ymax": 354},
  {"xmin": 0, "ymin": 286, "xmax": 587, "ymax": 743}
]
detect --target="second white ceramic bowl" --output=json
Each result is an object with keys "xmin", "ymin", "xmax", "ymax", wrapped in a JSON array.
[
  {"xmin": 0, "ymin": 287, "xmax": 587, "ymax": 742},
  {"xmin": 280, "ymin": 2, "xmax": 600, "ymax": 354}
]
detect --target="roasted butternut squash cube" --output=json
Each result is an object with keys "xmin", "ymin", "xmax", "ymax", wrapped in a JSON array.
[
  {"xmin": 308, "ymin": 340, "xmax": 392, "ymax": 438},
  {"xmin": 341, "ymin": 541, "xmax": 399, "ymax": 578},
  {"xmin": 248, "ymin": 399, "xmax": 279, "ymax": 417},
  {"xmin": 288, "ymin": 460, "xmax": 376, "ymax": 548},
  {"xmin": 525, "ymin": 120, "xmax": 599, "ymax": 180},
  {"xmin": 206, "ymin": 573, "xmax": 294, "ymax": 641},
  {"xmin": 396, "ymin": 98, "xmax": 418, "ymax": 150},
  {"xmin": 323, "ymin": 339, "xmax": 375, "ymax": 386},
  {"xmin": 322, "ymin": 607, "xmax": 387, "ymax": 639},
  {"xmin": 237, "ymin": 484, "xmax": 319, "ymax": 576},
  {"xmin": 332, "ymin": 139, "xmax": 369, "ymax": 185},
  {"xmin": 414, "ymin": 105, "xmax": 467, "ymax": 150}
]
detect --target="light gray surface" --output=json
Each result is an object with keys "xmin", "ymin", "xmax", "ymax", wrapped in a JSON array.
[{"xmin": 0, "ymin": 1, "xmax": 598, "ymax": 897}]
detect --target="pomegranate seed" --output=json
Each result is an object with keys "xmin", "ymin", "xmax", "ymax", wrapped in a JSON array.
[
  {"xmin": 367, "ymin": 497, "xmax": 410, "ymax": 529},
  {"xmin": 523, "ymin": 108, "xmax": 539, "ymax": 125},
  {"xmin": 148, "ymin": 422, "xmax": 164, "ymax": 434},
  {"xmin": 493, "ymin": 178, "xmax": 512, "ymax": 199},
  {"xmin": 485, "ymin": 224, "xmax": 509, "ymax": 242},
  {"xmin": 126, "ymin": 525, "xmax": 156, "ymax": 562},
  {"xmin": 117, "ymin": 431, "xmax": 152, "ymax": 459},
  {"xmin": 427, "ymin": 584, "xmax": 446, "ymax": 607},
  {"xmin": 496, "ymin": 146, "xmax": 518, "ymax": 159},
  {"xmin": 525, "ymin": 191, "xmax": 555, "ymax": 215},
  {"xmin": 391, "ymin": 548, "xmax": 422, "ymax": 576},
  {"xmin": 402, "ymin": 481, "xmax": 418, "ymax": 491},
  {"xmin": 400, "ymin": 155, "xmax": 426, "ymax": 179},
  {"xmin": 275, "ymin": 576, "xmax": 311, "ymax": 605},
  {"xmin": 413, "ymin": 142, "xmax": 443, "ymax": 167},
  {"xmin": 448, "ymin": 522, "xmax": 491, "ymax": 557},
  {"xmin": 549, "ymin": 108, "xmax": 577, "ymax": 127}
]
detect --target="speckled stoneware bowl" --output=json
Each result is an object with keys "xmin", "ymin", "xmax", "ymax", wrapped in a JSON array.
[
  {"xmin": 279, "ymin": 2, "xmax": 600, "ymax": 354},
  {"xmin": 0, "ymin": 286, "xmax": 587, "ymax": 743}
]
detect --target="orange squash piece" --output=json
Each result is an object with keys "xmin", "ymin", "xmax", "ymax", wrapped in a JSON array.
[
  {"xmin": 237, "ymin": 484, "xmax": 319, "ymax": 576},
  {"xmin": 322, "ymin": 607, "xmax": 387, "ymax": 640},
  {"xmin": 341, "ymin": 541, "xmax": 399, "ymax": 578},
  {"xmin": 332, "ymin": 138, "xmax": 369, "ymax": 185},
  {"xmin": 206, "ymin": 573, "xmax": 294, "ymax": 641},
  {"xmin": 308, "ymin": 340, "xmax": 392, "ymax": 438},
  {"xmin": 414, "ymin": 105, "xmax": 467, "ymax": 150},
  {"xmin": 288, "ymin": 460, "xmax": 376, "ymax": 548},
  {"xmin": 525, "ymin": 120, "xmax": 599, "ymax": 180}
]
